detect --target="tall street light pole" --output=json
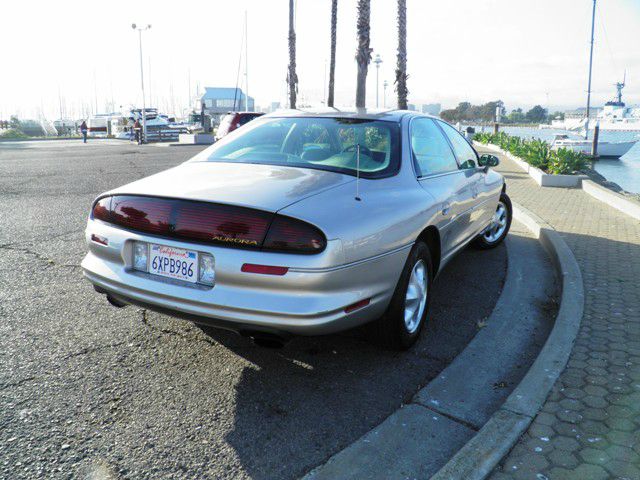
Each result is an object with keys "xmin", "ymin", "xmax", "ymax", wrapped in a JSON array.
[
  {"xmin": 132, "ymin": 23, "xmax": 151, "ymax": 143},
  {"xmin": 383, "ymin": 80, "xmax": 388, "ymax": 108},
  {"xmin": 374, "ymin": 54, "xmax": 383, "ymax": 108}
]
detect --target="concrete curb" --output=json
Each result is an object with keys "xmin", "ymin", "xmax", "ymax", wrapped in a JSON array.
[
  {"xmin": 582, "ymin": 179, "xmax": 640, "ymax": 221},
  {"xmin": 302, "ymin": 204, "xmax": 584, "ymax": 480},
  {"xmin": 430, "ymin": 203, "xmax": 584, "ymax": 480}
]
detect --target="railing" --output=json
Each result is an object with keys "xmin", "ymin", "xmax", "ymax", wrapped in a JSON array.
[{"xmin": 131, "ymin": 127, "xmax": 190, "ymax": 143}]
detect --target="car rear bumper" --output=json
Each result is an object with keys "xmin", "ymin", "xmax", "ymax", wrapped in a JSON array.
[{"xmin": 82, "ymin": 221, "xmax": 409, "ymax": 336}]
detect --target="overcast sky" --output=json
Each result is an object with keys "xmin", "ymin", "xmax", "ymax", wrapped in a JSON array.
[{"xmin": 2, "ymin": 0, "xmax": 639, "ymax": 120}]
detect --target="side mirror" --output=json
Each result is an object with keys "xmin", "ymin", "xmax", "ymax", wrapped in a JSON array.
[
  {"xmin": 459, "ymin": 159, "xmax": 477, "ymax": 170},
  {"xmin": 478, "ymin": 154, "xmax": 499, "ymax": 168}
]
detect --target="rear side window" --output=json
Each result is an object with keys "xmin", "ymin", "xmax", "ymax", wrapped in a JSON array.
[
  {"xmin": 437, "ymin": 120, "xmax": 478, "ymax": 165},
  {"xmin": 410, "ymin": 118, "xmax": 458, "ymax": 176}
]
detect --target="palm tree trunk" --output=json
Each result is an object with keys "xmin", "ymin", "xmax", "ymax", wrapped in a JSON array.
[
  {"xmin": 288, "ymin": 0, "xmax": 298, "ymax": 109},
  {"xmin": 355, "ymin": 0, "xmax": 372, "ymax": 109},
  {"xmin": 327, "ymin": 0, "xmax": 338, "ymax": 108},
  {"xmin": 395, "ymin": 0, "xmax": 408, "ymax": 110}
]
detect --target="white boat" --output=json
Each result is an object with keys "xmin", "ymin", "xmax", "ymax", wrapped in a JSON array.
[
  {"xmin": 555, "ymin": 0, "xmax": 638, "ymax": 159},
  {"xmin": 552, "ymin": 134, "xmax": 636, "ymax": 158},
  {"xmin": 592, "ymin": 76, "xmax": 640, "ymax": 132},
  {"xmin": 87, "ymin": 113, "xmax": 121, "ymax": 137},
  {"xmin": 111, "ymin": 108, "xmax": 189, "ymax": 141}
]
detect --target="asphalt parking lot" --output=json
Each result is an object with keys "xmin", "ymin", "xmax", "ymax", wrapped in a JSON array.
[{"xmin": 0, "ymin": 139, "xmax": 511, "ymax": 479}]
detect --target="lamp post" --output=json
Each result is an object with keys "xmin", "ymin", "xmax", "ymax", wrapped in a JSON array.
[
  {"xmin": 374, "ymin": 54, "xmax": 383, "ymax": 108},
  {"xmin": 132, "ymin": 23, "xmax": 151, "ymax": 143},
  {"xmin": 383, "ymin": 80, "xmax": 388, "ymax": 109}
]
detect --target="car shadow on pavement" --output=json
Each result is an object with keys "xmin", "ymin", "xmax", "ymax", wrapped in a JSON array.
[{"xmin": 196, "ymin": 243, "xmax": 507, "ymax": 480}]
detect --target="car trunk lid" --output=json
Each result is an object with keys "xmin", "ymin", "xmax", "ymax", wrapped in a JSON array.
[{"xmin": 106, "ymin": 161, "xmax": 354, "ymax": 213}]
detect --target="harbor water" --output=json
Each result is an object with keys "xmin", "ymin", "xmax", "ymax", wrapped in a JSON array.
[{"xmin": 475, "ymin": 126, "xmax": 640, "ymax": 194}]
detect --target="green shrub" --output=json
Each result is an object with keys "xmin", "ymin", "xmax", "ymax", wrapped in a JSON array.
[
  {"xmin": 0, "ymin": 129, "xmax": 29, "ymax": 139},
  {"xmin": 473, "ymin": 132, "xmax": 492, "ymax": 144},
  {"xmin": 548, "ymin": 148, "xmax": 588, "ymax": 175},
  {"xmin": 475, "ymin": 131, "xmax": 587, "ymax": 175}
]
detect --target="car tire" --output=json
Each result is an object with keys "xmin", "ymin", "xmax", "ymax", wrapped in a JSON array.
[
  {"xmin": 371, "ymin": 241, "xmax": 433, "ymax": 350},
  {"xmin": 473, "ymin": 192, "xmax": 512, "ymax": 249}
]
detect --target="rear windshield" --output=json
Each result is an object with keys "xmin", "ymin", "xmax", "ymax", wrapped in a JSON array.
[{"xmin": 198, "ymin": 117, "xmax": 400, "ymax": 178}]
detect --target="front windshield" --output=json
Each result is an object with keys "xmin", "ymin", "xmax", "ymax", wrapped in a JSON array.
[{"xmin": 198, "ymin": 117, "xmax": 400, "ymax": 178}]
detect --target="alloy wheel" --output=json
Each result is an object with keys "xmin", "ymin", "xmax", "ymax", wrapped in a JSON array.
[
  {"xmin": 483, "ymin": 201, "xmax": 508, "ymax": 243},
  {"xmin": 404, "ymin": 259, "xmax": 428, "ymax": 334}
]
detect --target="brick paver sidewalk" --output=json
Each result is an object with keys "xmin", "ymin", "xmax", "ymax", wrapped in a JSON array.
[{"xmin": 486, "ymin": 152, "xmax": 640, "ymax": 480}]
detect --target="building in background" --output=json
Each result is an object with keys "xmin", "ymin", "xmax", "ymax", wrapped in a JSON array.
[
  {"xmin": 198, "ymin": 87, "xmax": 255, "ymax": 124},
  {"xmin": 270, "ymin": 102, "xmax": 282, "ymax": 113}
]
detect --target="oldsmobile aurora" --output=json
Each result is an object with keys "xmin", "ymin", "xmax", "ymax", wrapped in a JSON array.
[{"xmin": 82, "ymin": 109, "xmax": 511, "ymax": 349}]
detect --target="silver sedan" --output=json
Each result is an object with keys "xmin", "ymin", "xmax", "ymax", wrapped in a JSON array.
[{"xmin": 82, "ymin": 109, "xmax": 511, "ymax": 349}]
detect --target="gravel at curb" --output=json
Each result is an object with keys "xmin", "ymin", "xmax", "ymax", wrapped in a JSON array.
[{"xmin": 430, "ymin": 202, "xmax": 584, "ymax": 480}]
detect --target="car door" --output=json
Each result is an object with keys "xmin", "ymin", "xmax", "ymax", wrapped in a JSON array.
[
  {"xmin": 436, "ymin": 120, "xmax": 493, "ymax": 243},
  {"xmin": 410, "ymin": 117, "xmax": 469, "ymax": 258}
]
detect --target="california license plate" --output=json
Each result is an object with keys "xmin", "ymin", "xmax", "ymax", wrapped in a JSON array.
[{"xmin": 149, "ymin": 244, "xmax": 198, "ymax": 283}]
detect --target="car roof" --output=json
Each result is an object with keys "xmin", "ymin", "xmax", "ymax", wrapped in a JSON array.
[{"xmin": 262, "ymin": 107, "xmax": 434, "ymax": 123}]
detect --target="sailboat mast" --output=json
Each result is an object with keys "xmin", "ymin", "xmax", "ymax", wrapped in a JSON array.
[
  {"xmin": 245, "ymin": 10, "xmax": 249, "ymax": 111},
  {"xmin": 585, "ymin": 0, "xmax": 597, "ymax": 140}
]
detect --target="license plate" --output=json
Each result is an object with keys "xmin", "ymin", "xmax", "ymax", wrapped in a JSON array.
[{"xmin": 149, "ymin": 244, "xmax": 198, "ymax": 283}]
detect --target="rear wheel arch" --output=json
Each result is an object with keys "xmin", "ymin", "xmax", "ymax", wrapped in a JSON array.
[{"xmin": 417, "ymin": 226, "xmax": 441, "ymax": 276}]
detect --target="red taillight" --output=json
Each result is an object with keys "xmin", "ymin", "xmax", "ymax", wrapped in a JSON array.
[
  {"xmin": 241, "ymin": 264, "xmax": 289, "ymax": 275},
  {"xmin": 90, "ymin": 196, "xmax": 326, "ymax": 254},
  {"xmin": 263, "ymin": 216, "xmax": 326, "ymax": 253},
  {"xmin": 92, "ymin": 197, "xmax": 111, "ymax": 221},
  {"xmin": 173, "ymin": 202, "xmax": 270, "ymax": 246},
  {"xmin": 111, "ymin": 196, "xmax": 173, "ymax": 235}
]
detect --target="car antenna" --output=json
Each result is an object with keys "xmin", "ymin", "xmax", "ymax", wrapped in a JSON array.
[{"xmin": 355, "ymin": 144, "xmax": 362, "ymax": 201}]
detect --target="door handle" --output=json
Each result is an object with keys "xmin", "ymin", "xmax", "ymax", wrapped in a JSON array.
[{"xmin": 441, "ymin": 203, "xmax": 451, "ymax": 216}]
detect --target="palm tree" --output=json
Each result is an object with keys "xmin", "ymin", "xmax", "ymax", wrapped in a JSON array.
[
  {"xmin": 355, "ymin": 0, "xmax": 372, "ymax": 109},
  {"xmin": 395, "ymin": 0, "xmax": 408, "ymax": 110},
  {"xmin": 288, "ymin": 0, "xmax": 298, "ymax": 109},
  {"xmin": 327, "ymin": 0, "xmax": 338, "ymax": 108}
]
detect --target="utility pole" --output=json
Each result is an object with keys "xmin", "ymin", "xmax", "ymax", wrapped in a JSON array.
[
  {"xmin": 132, "ymin": 23, "xmax": 151, "ymax": 142},
  {"xmin": 245, "ymin": 10, "xmax": 249, "ymax": 111},
  {"xmin": 374, "ymin": 54, "xmax": 382, "ymax": 108}
]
